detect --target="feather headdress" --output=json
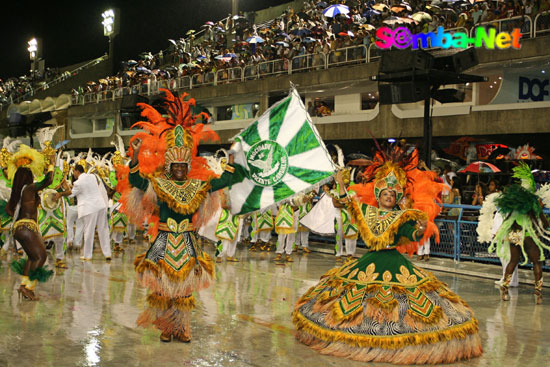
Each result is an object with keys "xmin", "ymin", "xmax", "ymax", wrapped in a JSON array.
[
  {"xmin": 111, "ymin": 134, "xmax": 127, "ymax": 167},
  {"xmin": 37, "ymin": 126, "xmax": 61, "ymax": 160},
  {"xmin": 127, "ymin": 88, "xmax": 219, "ymax": 179},
  {"xmin": 36, "ymin": 126, "xmax": 61, "ymax": 150},
  {"xmin": 7, "ymin": 144, "xmax": 45, "ymax": 180},
  {"xmin": 512, "ymin": 161, "xmax": 536, "ymax": 192}
]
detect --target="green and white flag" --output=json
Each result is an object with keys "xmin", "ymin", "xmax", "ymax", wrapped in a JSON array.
[{"xmin": 229, "ymin": 87, "xmax": 336, "ymax": 215}]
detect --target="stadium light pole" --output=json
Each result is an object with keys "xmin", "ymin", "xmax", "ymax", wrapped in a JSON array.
[
  {"xmin": 102, "ymin": 9, "xmax": 119, "ymax": 58},
  {"xmin": 27, "ymin": 38, "xmax": 38, "ymax": 75},
  {"xmin": 232, "ymin": 0, "xmax": 239, "ymax": 15}
]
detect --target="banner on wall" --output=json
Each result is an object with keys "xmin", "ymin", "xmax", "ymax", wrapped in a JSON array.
[
  {"xmin": 231, "ymin": 104, "xmax": 254, "ymax": 120},
  {"xmin": 491, "ymin": 65, "xmax": 550, "ymax": 104}
]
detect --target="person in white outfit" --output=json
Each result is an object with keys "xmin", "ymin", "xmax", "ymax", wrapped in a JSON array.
[
  {"xmin": 69, "ymin": 165, "xmax": 112, "ymax": 261},
  {"xmin": 417, "ymin": 238, "xmax": 430, "ymax": 261},
  {"xmin": 65, "ymin": 199, "xmax": 84, "ymax": 250}
]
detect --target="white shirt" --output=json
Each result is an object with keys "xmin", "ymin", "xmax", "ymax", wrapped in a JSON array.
[{"xmin": 70, "ymin": 173, "xmax": 107, "ymax": 218}]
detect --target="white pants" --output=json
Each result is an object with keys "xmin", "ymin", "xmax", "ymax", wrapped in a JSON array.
[
  {"xmin": 111, "ymin": 231, "xmax": 124, "ymax": 245},
  {"xmin": 257, "ymin": 230, "xmax": 271, "ymax": 243},
  {"xmin": 417, "ymin": 239, "xmax": 430, "ymax": 256},
  {"xmin": 219, "ymin": 238, "xmax": 238, "ymax": 258},
  {"xmin": 127, "ymin": 223, "xmax": 136, "ymax": 240},
  {"xmin": 336, "ymin": 235, "xmax": 357, "ymax": 256},
  {"xmin": 66, "ymin": 206, "xmax": 84, "ymax": 247},
  {"xmin": 2, "ymin": 231, "xmax": 21, "ymax": 251},
  {"xmin": 81, "ymin": 209, "xmax": 112, "ymax": 259},
  {"xmin": 241, "ymin": 221, "xmax": 250, "ymax": 240},
  {"xmin": 276, "ymin": 233, "xmax": 295, "ymax": 255},
  {"xmin": 296, "ymin": 231, "xmax": 309, "ymax": 248},
  {"xmin": 51, "ymin": 235, "xmax": 65, "ymax": 260}
]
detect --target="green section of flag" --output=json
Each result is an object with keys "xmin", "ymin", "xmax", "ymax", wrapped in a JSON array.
[
  {"xmin": 285, "ymin": 120, "xmax": 320, "ymax": 155},
  {"xmin": 288, "ymin": 166, "xmax": 332, "ymax": 184},
  {"xmin": 269, "ymin": 96, "xmax": 291, "ymax": 141},
  {"xmin": 240, "ymin": 185, "xmax": 263, "ymax": 214},
  {"xmin": 239, "ymin": 120, "xmax": 261, "ymax": 147},
  {"xmin": 273, "ymin": 181, "xmax": 294, "ymax": 202}
]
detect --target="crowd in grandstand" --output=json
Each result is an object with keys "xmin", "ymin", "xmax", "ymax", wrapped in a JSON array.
[
  {"xmin": 0, "ymin": 68, "xmax": 72, "ymax": 106},
  {"xmin": 3, "ymin": 0, "xmax": 550, "ymax": 106}
]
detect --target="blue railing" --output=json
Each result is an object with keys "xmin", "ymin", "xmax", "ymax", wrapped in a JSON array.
[{"xmin": 307, "ymin": 203, "xmax": 550, "ymax": 271}]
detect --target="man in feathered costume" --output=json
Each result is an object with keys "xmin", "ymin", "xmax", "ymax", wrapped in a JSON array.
[
  {"xmin": 292, "ymin": 144, "xmax": 482, "ymax": 365},
  {"xmin": 477, "ymin": 162, "xmax": 550, "ymax": 304},
  {"xmin": 119, "ymin": 89, "xmax": 235, "ymax": 343}
]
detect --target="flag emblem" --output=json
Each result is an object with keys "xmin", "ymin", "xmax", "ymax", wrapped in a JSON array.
[{"xmin": 247, "ymin": 140, "xmax": 289, "ymax": 187}]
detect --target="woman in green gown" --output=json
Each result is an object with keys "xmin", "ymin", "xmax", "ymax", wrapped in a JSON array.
[{"xmin": 293, "ymin": 152, "xmax": 482, "ymax": 364}]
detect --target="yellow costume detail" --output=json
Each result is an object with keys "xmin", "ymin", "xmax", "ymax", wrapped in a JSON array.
[
  {"xmin": 349, "ymin": 200, "xmax": 427, "ymax": 251},
  {"xmin": 13, "ymin": 219, "xmax": 40, "ymax": 234},
  {"xmin": 150, "ymin": 177, "xmax": 210, "ymax": 215}
]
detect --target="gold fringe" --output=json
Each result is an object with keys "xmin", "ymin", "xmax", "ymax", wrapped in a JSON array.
[
  {"xmin": 330, "ymin": 301, "xmax": 364, "ymax": 323},
  {"xmin": 439, "ymin": 290, "xmax": 461, "ymax": 303},
  {"xmin": 348, "ymin": 201, "xmax": 427, "ymax": 251},
  {"xmin": 197, "ymin": 253, "xmax": 215, "ymax": 277},
  {"xmin": 275, "ymin": 226, "xmax": 296, "ymax": 234},
  {"xmin": 146, "ymin": 293, "xmax": 172, "ymax": 310},
  {"xmin": 157, "ymin": 258, "xmax": 196, "ymax": 282},
  {"xmin": 367, "ymin": 296, "xmax": 399, "ymax": 311},
  {"xmin": 135, "ymin": 251, "xmax": 214, "ymax": 286},
  {"xmin": 292, "ymin": 310, "xmax": 479, "ymax": 350},
  {"xmin": 173, "ymin": 295, "xmax": 196, "ymax": 311},
  {"xmin": 134, "ymin": 254, "xmax": 160, "ymax": 277},
  {"xmin": 150, "ymin": 178, "xmax": 210, "ymax": 215},
  {"xmin": 406, "ymin": 305, "xmax": 443, "ymax": 324}
]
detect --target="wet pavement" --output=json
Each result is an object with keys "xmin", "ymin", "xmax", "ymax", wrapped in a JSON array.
[{"xmin": 1, "ymin": 239, "xmax": 549, "ymax": 367}]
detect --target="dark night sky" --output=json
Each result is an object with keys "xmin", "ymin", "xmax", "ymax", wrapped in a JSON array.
[{"xmin": 0, "ymin": 0, "xmax": 290, "ymax": 79}]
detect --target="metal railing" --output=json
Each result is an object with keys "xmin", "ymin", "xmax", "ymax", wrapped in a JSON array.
[
  {"xmin": 258, "ymin": 59, "xmax": 288, "ymax": 77},
  {"xmin": 305, "ymin": 203, "xmax": 550, "ymax": 272},
  {"xmin": 534, "ymin": 11, "xmax": 550, "ymax": 37},
  {"xmin": 432, "ymin": 204, "xmax": 550, "ymax": 271},
  {"xmin": 11, "ymin": 54, "xmax": 109, "ymax": 105},
  {"xmin": 327, "ymin": 45, "xmax": 368, "ymax": 68},
  {"xmin": 291, "ymin": 52, "xmax": 327, "ymax": 72},
  {"xmin": 215, "ymin": 67, "xmax": 243, "ymax": 84},
  {"xmin": 473, "ymin": 15, "xmax": 533, "ymax": 39}
]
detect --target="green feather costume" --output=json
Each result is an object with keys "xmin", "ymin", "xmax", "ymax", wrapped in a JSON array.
[{"xmin": 477, "ymin": 162, "xmax": 550, "ymax": 264}]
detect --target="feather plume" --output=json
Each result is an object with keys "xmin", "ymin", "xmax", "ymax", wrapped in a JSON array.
[
  {"xmin": 36, "ymin": 126, "xmax": 61, "ymax": 149},
  {"xmin": 536, "ymin": 184, "xmax": 550, "ymax": 209},
  {"xmin": 334, "ymin": 144, "xmax": 345, "ymax": 168},
  {"xmin": 477, "ymin": 192, "xmax": 500, "ymax": 243},
  {"xmin": 512, "ymin": 161, "xmax": 536, "ymax": 192},
  {"xmin": 6, "ymin": 139, "xmax": 22, "ymax": 154},
  {"xmin": 2, "ymin": 136, "xmax": 12, "ymax": 149},
  {"xmin": 111, "ymin": 134, "xmax": 126, "ymax": 157}
]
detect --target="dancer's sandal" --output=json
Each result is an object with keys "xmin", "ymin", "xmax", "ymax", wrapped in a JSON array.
[
  {"xmin": 55, "ymin": 259, "xmax": 68, "ymax": 269},
  {"xmin": 500, "ymin": 274, "xmax": 513, "ymax": 301},
  {"xmin": 535, "ymin": 278, "xmax": 543, "ymax": 305},
  {"xmin": 160, "ymin": 332, "xmax": 172, "ymax": 343},
  {"xmin": 17, "ymin": 285, "xmax": 39, "ymax": 301}
]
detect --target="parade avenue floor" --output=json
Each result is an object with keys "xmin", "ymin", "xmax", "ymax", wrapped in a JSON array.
[{"xmin": 0, "ymin": 238, "xmax": 549, "ymax": 367}]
